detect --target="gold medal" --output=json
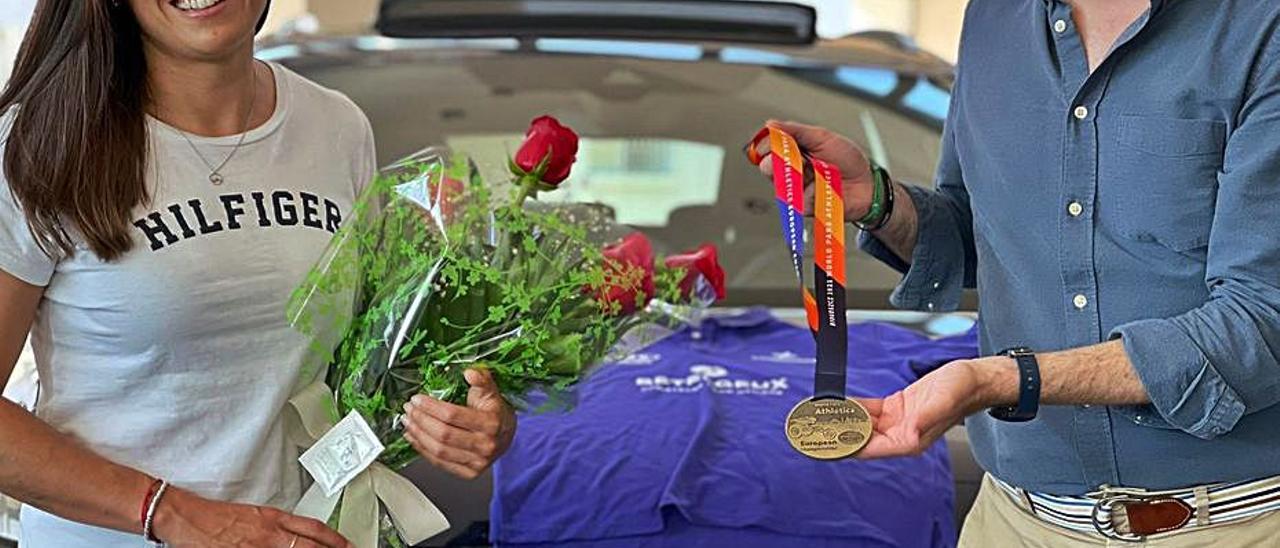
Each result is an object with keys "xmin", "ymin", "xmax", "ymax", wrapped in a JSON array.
[{"xmin": 784, "ymin": 397, "xmax": 872, "ymax": 460}]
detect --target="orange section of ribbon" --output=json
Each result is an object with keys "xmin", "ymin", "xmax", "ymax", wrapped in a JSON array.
[{"xmin": 802, "ymin": 291, "xmax": 820, "ymax": 333}]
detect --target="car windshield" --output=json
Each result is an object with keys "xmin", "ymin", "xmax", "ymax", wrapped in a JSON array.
[{"xmin": 287, "ymin": 41, "xmax": 949, "ymax": 307}]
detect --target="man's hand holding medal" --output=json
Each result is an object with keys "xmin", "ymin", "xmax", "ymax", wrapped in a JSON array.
[{"xmin": 748, "ymin": 121, "xmax": 977, "ymax": 460}]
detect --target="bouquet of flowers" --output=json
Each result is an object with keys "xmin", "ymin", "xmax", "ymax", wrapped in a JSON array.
[{"xmin": 285, "ymin": 116, "xmax": 726, "ymax": 547}]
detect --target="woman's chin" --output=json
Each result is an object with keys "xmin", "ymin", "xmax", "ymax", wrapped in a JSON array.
[
  {"xmin": 152, "ymin": 28, "xmax": 253, "ymax": 63},
  {"xmin": 162, "ymin": 22, "xmax": 257, "ymax": 61},
  {"xmin": 134, "ymin": 0, "xmax": 259, "ymax": 61}
]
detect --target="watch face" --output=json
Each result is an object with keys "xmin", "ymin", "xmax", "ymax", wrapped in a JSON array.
[{"xmin": 1001, "ymin": 346, "xmax": 1033, "ymax": 357}]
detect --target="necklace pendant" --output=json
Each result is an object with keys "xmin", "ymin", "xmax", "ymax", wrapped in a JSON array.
[{"xmin": 209, "ymin": 172, "xmax": 224, "ymax": 186}]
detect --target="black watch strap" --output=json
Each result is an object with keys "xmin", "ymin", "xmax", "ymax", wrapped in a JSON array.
[{"xmin": 988, "ymin": 347, "xmax": 1040, "ymax": 422}]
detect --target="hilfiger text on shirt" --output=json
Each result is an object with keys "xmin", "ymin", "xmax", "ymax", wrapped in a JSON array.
[{"xmin": 132, "ymin": 190, "xmax": 345, "ymax": 251}]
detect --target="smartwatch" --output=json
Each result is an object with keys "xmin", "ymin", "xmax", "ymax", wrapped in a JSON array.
[{"xmin": 988, "ymin": 347, "xmax": 1041, "ymax": 422}]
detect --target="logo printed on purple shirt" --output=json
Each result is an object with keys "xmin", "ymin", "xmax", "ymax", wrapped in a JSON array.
[{"xmin": 634, "ymin": 364, "xmax": 789, "ymax": 396}]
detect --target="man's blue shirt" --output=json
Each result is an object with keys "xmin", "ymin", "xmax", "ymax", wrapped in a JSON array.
[{"xmin": 861, "ymin": 0, "xmax": 1280, "ymax": 494}]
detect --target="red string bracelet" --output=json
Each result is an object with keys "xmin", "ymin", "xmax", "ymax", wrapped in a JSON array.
[{"xmin": 139, "ymin": 478, "xmax": 163, "ymax": 531}]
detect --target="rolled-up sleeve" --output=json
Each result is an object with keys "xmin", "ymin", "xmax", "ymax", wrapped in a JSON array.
[
  {"xmin": 859, "ymin": 70, "xmax": 977, "ymax": 313},
  {"xmin": 1111, "ymin": 34, "xmax": 1280, "ymax": 440}
]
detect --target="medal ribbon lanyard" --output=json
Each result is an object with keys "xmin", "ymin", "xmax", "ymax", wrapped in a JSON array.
[{"xmin": 746, "ymin": 127, "xmax": 848, "ymax": 400}]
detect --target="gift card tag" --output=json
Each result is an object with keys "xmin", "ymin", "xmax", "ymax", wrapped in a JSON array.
[{"xmin": 299, "ymin": 411, "xmax": 385, "ymax": 498}]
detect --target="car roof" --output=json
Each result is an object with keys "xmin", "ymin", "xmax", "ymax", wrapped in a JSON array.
[{"xmin": 258, "ymin": 31, "xmax": 954, "ymax": 83}]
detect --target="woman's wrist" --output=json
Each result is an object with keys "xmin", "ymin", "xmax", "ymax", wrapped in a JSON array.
[{"xmin": 149, "ymin": 486, "xmax": 196, "ymax": 543}]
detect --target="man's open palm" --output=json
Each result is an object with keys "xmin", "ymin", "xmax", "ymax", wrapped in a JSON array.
[{"xmin": 856, "ymin": 362, "xmax": 984, "ymax": 459}]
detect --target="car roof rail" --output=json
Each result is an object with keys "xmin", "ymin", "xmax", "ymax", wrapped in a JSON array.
[{"xmin": 376, "ymin": 0, "xmax": 818, "ymax": 45}]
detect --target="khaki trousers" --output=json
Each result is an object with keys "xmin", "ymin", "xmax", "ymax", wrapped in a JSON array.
[{"xmin": 959, "ymin": 475, "xmax": 1280, "ymax": 548}]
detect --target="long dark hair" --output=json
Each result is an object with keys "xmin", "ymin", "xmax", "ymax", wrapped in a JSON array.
[
  {"xmin": 1, "ymin": 1, "xmax": 271, "ymax": 262},
  {"xmin": 1, "ymin": 0, "xmax": 149, "ymax": 261}
]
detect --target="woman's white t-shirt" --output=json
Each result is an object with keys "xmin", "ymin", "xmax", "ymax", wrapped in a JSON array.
[{"xmin": 0, "ymin": 62, "xmax": 376, "ymax": 546}]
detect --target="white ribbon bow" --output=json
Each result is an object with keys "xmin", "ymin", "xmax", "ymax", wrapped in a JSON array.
[{"xmin": 287, "ymin": 381, "xmax": 450, "ymax": 548}]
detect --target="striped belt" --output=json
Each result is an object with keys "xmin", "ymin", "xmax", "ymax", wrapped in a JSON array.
[{"xmin": 993, "ymin": 474, "xmax": 1280, "ymax": 542}]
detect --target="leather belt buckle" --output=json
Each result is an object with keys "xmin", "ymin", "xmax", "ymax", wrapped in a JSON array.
[{"xmin": 1091, "ymin": 493, "xmax": 1193, "ymax": 542}]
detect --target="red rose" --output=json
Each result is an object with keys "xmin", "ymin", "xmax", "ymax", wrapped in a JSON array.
[
  {"xmin": 513, "ymin": 116, "xmax": 580, "ymax": 186},
  {"xmin": 665, "ymin": 244, "xmax": 727, "ymax": 301},
  {"xmin": 598, "ymin": 233, "xmax": 656, "ymax": 315}
]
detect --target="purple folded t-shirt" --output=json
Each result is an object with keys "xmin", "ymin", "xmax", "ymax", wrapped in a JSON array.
[{"xmin": 492, "ymin": 309, "xmax": 979, "ymax": 547}]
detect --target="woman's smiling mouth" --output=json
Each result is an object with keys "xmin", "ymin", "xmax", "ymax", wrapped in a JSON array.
[{"xmin": 170, "ymin": 0, "xmax": 228, "ymax": 15}]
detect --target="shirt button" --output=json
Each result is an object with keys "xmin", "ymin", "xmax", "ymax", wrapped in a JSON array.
[
  {"xmin": 1082, "ymin": 404, "xmax": 1092, "ymax": 409},
  {"xmin": 1073, "ymin": 106, "xmax": 1089, "ymax": 120},
  {"xmin": 1073, "ymin": 294, "xmax": 1089, "ymax": 309},
  {"xmin": 932, "ymin": 281, "xmax": 941, "ymax": 290},
  {"xmin": 1068, "ymin": 201, "xmax": 1084, "ymax": 217},
  {"xmin": 1053, "ymin": 19, "xmax": 1068, "ymax": 33}
]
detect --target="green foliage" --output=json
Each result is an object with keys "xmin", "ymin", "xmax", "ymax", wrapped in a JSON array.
[{"xmin": 654, "ymin": 265, "xmax": 687, "ymax": 304}]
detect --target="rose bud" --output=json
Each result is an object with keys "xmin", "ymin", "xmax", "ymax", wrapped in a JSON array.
[{"xmin": 512, "ymin": 115, "xmax": 580, "ymax": 187}]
